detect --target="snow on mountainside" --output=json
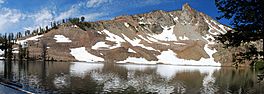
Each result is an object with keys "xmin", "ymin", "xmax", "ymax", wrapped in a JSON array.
[{"xmin": 15, "ymin": 3, "xmax": 232, "ymax": 66}]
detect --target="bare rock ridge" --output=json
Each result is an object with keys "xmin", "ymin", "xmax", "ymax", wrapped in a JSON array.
[{"xmin": 16, "ymin": 3, "xmax": 233, "ymax": 66}]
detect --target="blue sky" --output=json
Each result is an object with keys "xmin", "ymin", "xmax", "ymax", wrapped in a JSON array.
[{"xmin": 0, "ymin": 0, "xmax": 231, "ymax": 33}]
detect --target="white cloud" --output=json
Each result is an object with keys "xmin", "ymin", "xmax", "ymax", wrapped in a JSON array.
[
  {"xmin": 0, "ymin": 8, "xmax": 23, "ymax": 32},
  {"xmin": 81, "ymin": 12, "xmax": 106, "ymax": 21},
  {"xmin": 0, "ymin": 0, "xmax": 110, "ymax": 32},
  {"xmin": 86, "ymin": 0, "xmax": 111, "ymax": 8},
  {"xmin": 55, "ymin": 3, "xmax": 107, "ymax": 21},
  {"xmin": 0, "ymin": 8, "xmax": 22, "ymax": 23},
  {"xmin": 21, "ymin": 8, "xmax": 54, "ymax": 31},
  {"xmin": 24, "ymin": 2, "xmax": 107, "ymax": 32},
  {"xmin": 55, "ymin": 5, "xmax": 78, "ymax": 21},
  {"xmin": 34, "ymin": 9, "xmax": 53, "ymax": 24},
  {"xmin": 23, "ymin": 8, "xmax": 54, "ymax": 30},
  {"xmin": 0, "ymin": 0, "xmax": 4, "ymax": 4}
]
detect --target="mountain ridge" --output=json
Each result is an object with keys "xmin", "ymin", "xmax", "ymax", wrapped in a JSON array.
[{"xmin": 13, "ymin": 3, "xmax": 234, "ymax": 66}]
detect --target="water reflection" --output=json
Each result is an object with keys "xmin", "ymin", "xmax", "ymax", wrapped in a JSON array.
[
  {"xmin": 0, "ymin": 61, "xmax": 263, "ymax": 94},
  {"xmin": 70, "ymin": 62, "xmax": 104, "ymax": 78},
  {"xmin": 53, "ymin": 74, "xmax": 70, "ymax": 89}
]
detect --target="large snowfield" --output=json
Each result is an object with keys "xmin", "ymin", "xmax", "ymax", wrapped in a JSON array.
[
  {"xmin": 70, "ymin": 28, "xmax": 221, "ymax": 66},
  {"xmin": 70, "ymin": 47, "xmax": 104, "ymax": 62}
]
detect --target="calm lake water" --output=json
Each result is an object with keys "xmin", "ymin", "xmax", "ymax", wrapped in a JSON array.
[{"xmin": 0, "ymin": 61, "xmax": 263, "ymax": 94}]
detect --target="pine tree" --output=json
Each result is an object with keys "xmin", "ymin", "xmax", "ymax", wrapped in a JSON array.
[
  {"xmin": 81, "ymin": 16, "xmax": 85, "ymax": 22},
  {"xmin": 41, "ymin": 42, "xmax": 47, "ymax": 62},
  {"xmin": 53, "ymin": 21, "xmax": 58, "ymax": 29},
  {"xmin": 51, "ymin": 22, "xmax": 53, "ymax": 28},
  {"xmin": 215, "ymin": 0, "xmax": 263, "ymax": 46},
  {"xmin": 45, "ymin": 26, "xmax": 49, "ymax": 33},
  {"xmin": 215, "ymin": 0, "xmax": 264, "ymax": 65}
]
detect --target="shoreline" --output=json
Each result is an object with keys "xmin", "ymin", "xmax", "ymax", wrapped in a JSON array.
[{"xmin": 0, "ymin": 59, "xmax": 251, "ymax": 67}]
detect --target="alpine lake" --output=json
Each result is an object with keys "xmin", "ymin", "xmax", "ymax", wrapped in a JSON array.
[{"xmin": 0, "ymin": 61, "xmax": 263, "ymax": 94}]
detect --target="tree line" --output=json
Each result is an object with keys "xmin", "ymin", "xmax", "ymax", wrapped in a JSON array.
[{"xmin": 0, "ymin": 16, "xmax": 86, "ymax": 62}]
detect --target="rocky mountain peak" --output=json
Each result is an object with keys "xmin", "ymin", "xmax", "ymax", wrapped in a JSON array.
[
  {"xmin": 181, "ymin": 3, "xmax": 198, "ymax": 21},
  {"xmin": 182, "ymin": 3, "xmax": 197, "ymax": 14},
  {"xmin": 182, "ymin": 3, "xmax": 192, "ymax": 11}
]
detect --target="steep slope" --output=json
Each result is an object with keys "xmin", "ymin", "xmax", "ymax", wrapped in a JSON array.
[{"xmin": 16, "ymin": 4, "xmax": 232, "ymax": 66}]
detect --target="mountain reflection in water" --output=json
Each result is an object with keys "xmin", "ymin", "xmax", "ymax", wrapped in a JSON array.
[{"xmin": 0, "ymin": 61, "xmax": 263, "ymax": 94}]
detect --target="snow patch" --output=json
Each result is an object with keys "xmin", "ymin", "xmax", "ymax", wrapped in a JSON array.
[
  {"xmin": 204, "ymin": 44, "xmax": 217, "ymax": 58},
  {"xmin": 117, "ymin": 45, "xmax": 220, "ymax": 66},
  {"xmin": 139, "ymin": 17, "xmax": 144, "ymax": 20},
  {"xmin": 203, "ymin": 17, "xmax": 225, "ymax": 34},
  {"xmin": 54, "ymin": 35, "xmax": 72, "ymax": 43},
  {"xmin": 138, "ymin": 35, "xmax": 152, "ymax": 43},
  {"xmin": 91, "ymin": 42, "xmax": 111, "ymax": 50},
  {"xmin": 103, "ymin": 29, "xmax": 125, "ymax": 49},
  {"xmin": 124, "ymin": 22, "xmax": 130, "ymax": 27},
  {"xmin": 211, "ymin": 20, "xmax": 227, "ymax": 33},
  {"xmin": 147, "ymin": 36, "xmax": 170, "ymax": 45},
  {"xmin": 122, "ymin": 34, "xmax": 157, "ymax": 51},
  {"xmin": 70, "ymin": 47, "xmax": 104, "ymax": 62},
  {"xmin": 157, "ymin": 49, "xmax": 221, "ymax": 66},
  {"xmin": 128, "ymin": 48, "xmax": 136, "ymax": 53},
  {"xmin": 195, "ymin": 22, "xmax": 199, "ymax": 26},
  {"xmin": 174, "ymin": 42, "xmax": 186, "ymax": 45},
  {"xmin": 0, "ymin": 49, "xmax": 4, "ymax": 55},
  {"xmin": 138, "ymin": 22, "xmax": 145, "ymax": 24},
  {"xmin": 138, "ymin": 21, "xmax": 151, "ymax": 25},
  {"xmin": 208, "ymin": 27, "xmax": 219, "ymax": 35},
  {"xmin": 16, "ymin": 35, "xmax": 43, "ymax": 44},
  {"xmin": 97, "ymin": 31, "xmax": 103, "ymax": 34},
  {"xmin": 179, "ymin": 35, "xmax": 189, "ymax": 40},
  {"xmin": 71, "ymin": 25, "xmax": 78, "ymax": 28},
  {"xmin": 174, "ymin": 17, "xmax": 179, "ymax": 22},
  {"xmin": 12, "ymin": 50, "xmax": 19, "ymax": 54},
  {"xmin": 147, "ymin": 36, "xmax": 159, "ymax": 42}
]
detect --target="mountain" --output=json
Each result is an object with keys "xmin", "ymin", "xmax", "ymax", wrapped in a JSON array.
[{"xmin": 15, "ymin": 3, "xmax": 233, "ymax": 66}]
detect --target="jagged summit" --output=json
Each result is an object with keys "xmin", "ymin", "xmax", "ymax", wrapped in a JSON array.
[
  {"xmin": 14, "ymin": 4, "xmax": 232, "ymax": 66},
  {"xmin": 182, "ymin": 3, "xmax": 197, "ymax": 17},
  {"xmin": 182, "ymin": 3, "xmax": 192, "ymax": 11}
]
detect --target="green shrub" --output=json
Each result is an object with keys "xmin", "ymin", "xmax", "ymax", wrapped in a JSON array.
[{"xmin": 254, "ymin": 60, "xmax": 264, "ymax": 71}]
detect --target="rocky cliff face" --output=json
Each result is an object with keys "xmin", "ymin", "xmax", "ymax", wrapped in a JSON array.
[{"xmin": 16, "ymin": 4, "xmax": 233, "ymax": 66}]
